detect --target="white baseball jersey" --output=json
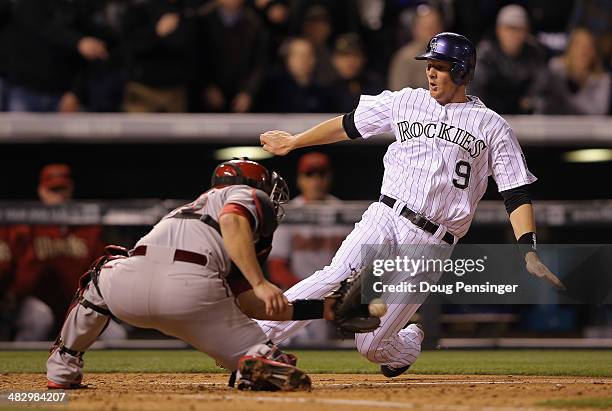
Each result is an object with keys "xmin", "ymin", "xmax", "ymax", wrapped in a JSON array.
[{"xmin": 352, "ymin": 87, "xmax": 536, "ymax": 237}]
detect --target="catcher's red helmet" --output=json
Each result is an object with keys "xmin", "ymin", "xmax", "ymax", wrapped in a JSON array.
[
  {"xmin": 211, "ymin": 158, "xmax": 290, "ymax": 220},
  {"xmin": 211, "ymin": 158, "xmax": 272, "ymax": 193}
]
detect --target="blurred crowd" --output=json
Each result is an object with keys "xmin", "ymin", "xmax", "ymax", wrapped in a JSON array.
[{"xmin": 0, "ymin": 0, "xmax": 609, "ymax": 115}]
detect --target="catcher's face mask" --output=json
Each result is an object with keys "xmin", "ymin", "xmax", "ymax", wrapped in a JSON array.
[{"xmin": 270, "ymin": 171, "xmax": 290, "ymax": 221}]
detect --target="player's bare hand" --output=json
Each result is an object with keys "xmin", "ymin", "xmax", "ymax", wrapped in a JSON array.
[
  {"xmin": 525, "ymin": 252, "xmax": 566, "ymax": 290},
  {"xmin": 260, "ymin": 130, "xmax": 296, "ymax": 156},
  {"xmin": 253, "ymin": 280, "xmax": 289, "ymax": 316}
]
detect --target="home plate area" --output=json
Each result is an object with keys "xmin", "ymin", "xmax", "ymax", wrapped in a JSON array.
[{"xmin": 2, "ymin": 373, "xmax": 611, "ymax": 411}]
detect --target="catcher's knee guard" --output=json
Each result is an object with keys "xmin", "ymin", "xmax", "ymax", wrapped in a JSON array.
[{"xmin": 50, "ymin": 246, "xmax": 127, "ymax": 356}]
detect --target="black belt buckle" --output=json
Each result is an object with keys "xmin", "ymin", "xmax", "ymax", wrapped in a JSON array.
[
  {"xmin": 381, "ymin": 194, "xmax": 454, "ymax": 244},
  {"xmin": 401, "ymin": 207, "xmax": 421, "ymax": 227},
  {"xmin": 412, "ymin": 213, "xmax": 428, "ymax": 230},
  {"xmin": 421, "ymin": 219, "xmax": 439, "ymax": 236},
  {"xmin": 404, "ymin": 208, "xmax": 435, "ymax": 235}
]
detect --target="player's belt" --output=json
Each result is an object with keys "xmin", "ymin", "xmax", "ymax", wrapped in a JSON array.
[
  {"xmin": 379, "ymin": 195, "xmax": 455, "ymax": 245},
  {"xmin": 131, "ymin": 245, "xmax": 208, "ymax": 267}
]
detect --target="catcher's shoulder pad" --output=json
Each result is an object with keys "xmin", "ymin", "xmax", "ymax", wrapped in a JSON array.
[{"xmin": 105, "ymin": 245, "xmax": 129, "ymax": 257}]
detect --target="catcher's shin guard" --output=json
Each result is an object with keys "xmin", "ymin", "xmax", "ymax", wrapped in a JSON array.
[
  {"xmin": 47, "ymin": 247, "xmax": 126, "ymax": 388},
  {"xmin": 46, "ymin": 282, "xmax": 111, "ymax": 388},
  {"xmin": 51, "ymin": 245, "xmax": 128, "ymax": 348}
]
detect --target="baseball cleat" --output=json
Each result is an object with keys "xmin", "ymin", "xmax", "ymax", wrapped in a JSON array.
[
  {"xmin": 47, "ymin": 380, "xmax": 88, "ymax": 390},
  {"xmin": 380, "ymin": 364, "xmax": 411, "ymax": 378},
  {"xmin": 237, "ymin": 355, "xmax": 311, "ymax": 391},
  {"xmin": 380, "ymin": 323, "xmax": 424, "ymax": 378}
]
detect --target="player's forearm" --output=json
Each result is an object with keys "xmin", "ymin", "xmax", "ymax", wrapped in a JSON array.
[
  {"xmin": 292, "ymin": 116, "xmax": 349, "ymax": 149},
  {"xmin": 509, "ymin": 202, "xmax": 565, "ymax": 289},
  {"xmin": 236, "ymin": 290, "xmax": 335, "ymax": 321},
  {"xmin": 236, "ymin": 290, "xmax": 293, "ymax": 320},
  {"xmin": 219, "ymin": 214, "xmax": 265, "ymax": 287},
  {"xmin": 508, "ymin": 203, "xmax": 536, "ymax": 239}
]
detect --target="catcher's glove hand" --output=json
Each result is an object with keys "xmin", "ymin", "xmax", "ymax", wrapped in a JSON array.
[{"xmin": 327, "ymin": 267, "xmax": 382, "ymax": 334}]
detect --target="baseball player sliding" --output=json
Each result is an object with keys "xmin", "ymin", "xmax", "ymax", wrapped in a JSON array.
[
  {"xmin": 46, "ymin": 159, "xmax": 381, "ymax": 391},
  {"xmin": 259, "ymin": 32, "xmax": 564, "ymax": 378}
]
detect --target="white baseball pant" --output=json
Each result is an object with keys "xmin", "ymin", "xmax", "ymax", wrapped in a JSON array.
[{"xmin": 258, "ymin": 202, "xmax": 453, "ymax": 369}]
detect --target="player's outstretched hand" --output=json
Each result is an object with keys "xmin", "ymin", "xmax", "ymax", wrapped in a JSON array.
[
  {"xmin": 260, "ymin": 130, "xmax": 295, "ymax": 156},
  {"xmin": 253, "ymin": 280, "xmax": 289, "ymax": 316},
  {"xmin": 525, "ymin": 252, "xmax": 566, "ymax": 291}
]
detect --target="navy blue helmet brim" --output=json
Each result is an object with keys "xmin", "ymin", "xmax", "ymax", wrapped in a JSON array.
[{"xmin": 414, "ymin": 51, "xmax": 459, "ymax": 62}]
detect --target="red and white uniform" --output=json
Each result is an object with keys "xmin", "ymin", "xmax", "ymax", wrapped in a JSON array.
[
  {"xmin": 47, "ymin": 186, "xmax": 276, "ymax": 386},
  {"xmin": 11, "ymin": 225, "xmax": 105, "ymax": 334}
]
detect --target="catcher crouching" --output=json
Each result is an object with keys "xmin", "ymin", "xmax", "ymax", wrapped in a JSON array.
[{"xmin": 46, "ymin": 159, "xmax": 382, "ymax": 391}]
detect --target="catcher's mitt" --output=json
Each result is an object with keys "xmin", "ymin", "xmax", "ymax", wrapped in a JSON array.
[{"xmin": 327, "ymin": 267, "xmax": 381, "ymax": 334}]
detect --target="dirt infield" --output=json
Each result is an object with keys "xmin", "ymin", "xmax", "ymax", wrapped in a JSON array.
[{"xmin": 1, "ymin": 373, "xmax": 611, "ymax": 411}]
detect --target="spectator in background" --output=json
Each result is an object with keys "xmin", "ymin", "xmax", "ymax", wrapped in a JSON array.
[
  {"xmin": 8, "ymin": 164, "xmax": 125, "ymax": 341},
  {"xmin": 542, "ymin": 28, "xmax": 610, "ymax": 115},
  {"xmin": 470, "ymin": 4, "xmax": 548, "ymax": 114},
  {"xmin": 450, "ymin": 0, "xmax": 505, "ymax": 46},
  {"xmin": 268, "ymin": 153, "xmax": 349, "ymax": 289},
  {"xmin": 0, "ymin": 0, "xmax": 12, "ymax": 111},
  {"xmin": 251, "ymin": 0, "xmax": 291, "ymax": 61},
  {"xmin": 7, "ymin": 0, "xmax": 109, "ymax": 112},
  {"xmin": 123, "ymin": 0, "xmax": 198, "ymax": 113},
  {"xmin": 569, "ymin": 0, "xmax": 612, "ymax": 69},
  {"xmin": 258, "ymin": 37, "xmax": 330, "ymax": 113},
  {"xmin": 198, "ymin": 0, "xmax": 267, "ymax": 113},
  {"xmin": 0, "ymin": 228, "xmax": 15, "ymax": 297},
  {"xmin": 301, "ymin": 5, "xmax": 336, "ymax": 86},
  {"xmin": 388, "ymin": 4, "xmax": 444, "ymax": 91},
  {"xmin": 351, "ymin": 0, "xmax": 406, "ymax": 80},
  {"xmin": 527, "ymin": 0, "xmax": 575, "ymax": 56},
  {"xmin": 0, "ymin": 224, "xmax": 26, "ymax": 340},
  {"xmin": 288, "ymin": 0, "xmax": 356, "ymax": 40},
  {"xmin": 77, "ymin": 0, "xmax": 130, "ymax": 112},
  {"xmin": 329, "ymin": 33, "xmax": 384, "ymax": 113},
  {"xmin": 267, "ymin": 153, "xmax": 351, "ymax": 344}
]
